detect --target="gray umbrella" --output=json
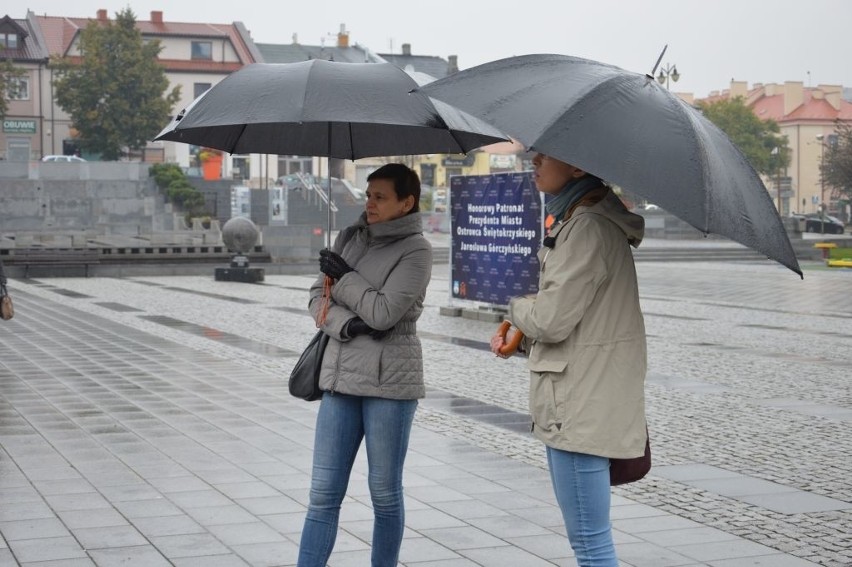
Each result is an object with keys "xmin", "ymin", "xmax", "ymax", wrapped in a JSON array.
[
  {"xmin": 154, "ymin": 60, "xmax": 506, "ymax": 159},
  {"xmin": 418, "ymin": 54, "xmax": 802, "ymax": 276}
]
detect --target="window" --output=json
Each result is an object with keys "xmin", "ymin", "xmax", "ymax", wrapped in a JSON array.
[
  {"xmin": 0, "ymin": 33, "xmax": 18, "ymax": 49},
  {"xmin": 191, "ymin": 41, "xmax": 212, "ymax": 60},
  {"xmin": 6, "ymin": 77, "xmax": 28, "ymax": 100},
  {"xmin": 193, "ymin": 82, "xmax": 212, "ymax": 99}
]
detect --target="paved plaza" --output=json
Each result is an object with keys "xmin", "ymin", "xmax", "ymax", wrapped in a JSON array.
[{"xmin": 0, "ymin": 248, "xmax": 850, "ymax": 566}]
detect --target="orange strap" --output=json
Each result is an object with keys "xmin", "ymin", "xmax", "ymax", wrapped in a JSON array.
[
  {"xmin": 315, "ymin": 275, "xmax": 333, "ymax": 327},
  {"xmin": 497, "ymin": 320, "xmax": 525, "ymax": 356}
]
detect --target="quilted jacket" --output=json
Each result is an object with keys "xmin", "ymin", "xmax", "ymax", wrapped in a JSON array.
[{"xmin": 309, "ymin": 211, "xmax": 432, "ymax": 400}]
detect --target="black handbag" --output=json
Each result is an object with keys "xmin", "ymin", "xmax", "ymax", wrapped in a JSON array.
[
  {"xmin": 610, "ymin": 429, "xmax": 651, "ymax": 486},
  {"xmin": 288, "ymin": 330, "xmax": 330, "ymax": 401}
]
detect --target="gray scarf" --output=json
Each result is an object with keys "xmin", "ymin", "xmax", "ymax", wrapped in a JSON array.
[{"xmin": 545, "ymin": 175, "xmax": 604, "ymax": 221}]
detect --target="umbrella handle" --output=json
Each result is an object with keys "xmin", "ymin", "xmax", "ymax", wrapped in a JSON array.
[{"xmin": 497, "ymin": 320, "xmax": 525, "ymax": 356}]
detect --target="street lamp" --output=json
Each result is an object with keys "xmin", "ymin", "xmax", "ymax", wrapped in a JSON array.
[
  {"xmin": 657, "ymin": 63, "xmax": 680, "ymax": 90},
  {"xmin": 816, "ymin": 134, "xmax": 826, "ymax": 233},
  {"xmin": 771, "ymin": 146, "xmax": 782, "ymax": 214}
]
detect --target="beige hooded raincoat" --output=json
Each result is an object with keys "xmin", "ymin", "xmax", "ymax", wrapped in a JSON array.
[{"xmin": 509, "ymin": 188, "xmax": 647, "ymax": 459}]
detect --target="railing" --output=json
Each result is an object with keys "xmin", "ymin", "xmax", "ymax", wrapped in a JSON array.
[
  {"xmin": 297, "ymin": 172, "xmax": 338, "ymax": 213},
  {"xmin": 338, "ymin": 178, "xmax": 365, "ymax": 203}
]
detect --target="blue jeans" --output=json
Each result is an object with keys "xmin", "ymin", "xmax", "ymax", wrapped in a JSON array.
[
  {"xmin": 298, "ymin": 394, "xmax": 418, "ymax": 567},
  {"xmin": 546, "ymin": 446, "xmax": 617, "ymax": 567}
]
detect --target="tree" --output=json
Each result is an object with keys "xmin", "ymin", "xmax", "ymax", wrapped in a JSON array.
[
  {"xmin": 50, "ymin": 8, "xmax": 181, "ymax": 160},
  {"xmin": 0, "ymin": 58, "xmax": 26, "ymax": 121},
  {"xmin": 697, "ymin": 97, "xmax": 790, "ymax": 177},
  {"xmin": 820, "ymin": 121, "xmax": 852, "ymax": 203}
]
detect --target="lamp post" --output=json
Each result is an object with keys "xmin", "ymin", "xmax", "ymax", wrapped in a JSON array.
[
  {"xmin": 816, "ymin": 134, "xmax": 825, "ymax": 234},
  {"xmin": 656, "ymin": 63, "xmax": 680, "ymax": 90},
  {"xmin": 771, "ymin": 147, "xmax": 782, "ymax": 214}
]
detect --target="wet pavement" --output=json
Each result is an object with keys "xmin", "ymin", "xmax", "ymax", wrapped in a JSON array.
[{"xmin": 0, "ymin": 252, "xmax": 850, "ymax": 566}]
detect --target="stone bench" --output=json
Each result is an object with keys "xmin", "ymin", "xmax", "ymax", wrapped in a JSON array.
[{"xmin": 14, "ymin": 248, "xmax": 101, "ymax": 278}]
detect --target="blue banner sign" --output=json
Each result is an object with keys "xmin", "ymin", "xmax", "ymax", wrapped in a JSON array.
[{"xmin": 450, "ymin": 172, "xmax": 542, "ymax": 306}]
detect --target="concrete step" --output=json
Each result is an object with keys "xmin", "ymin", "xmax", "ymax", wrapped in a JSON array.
[
  {"xmin": 430, "ymin": 246, "xmax": 772, "ymax": 265},
  {"xmin": 631, "ymin": 247, "xmax": 771, "ymax": 262}
]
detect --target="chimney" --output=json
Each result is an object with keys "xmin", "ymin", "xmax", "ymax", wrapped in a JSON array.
[
  {"xmin": 764, "ymin": 83, "xmax": 777, "ymax": 96},
  {"xmin": 292, "ymin": 33, "xmax": 299, "ymax": 44},
  {"xmin": 337, "ymin": 24, "xmax": 349, "ymax": 48},
  {"xmin": 818, "ymin": 84, "xmax": 842, "ymax": 110},
  {"xmin": 448, "ymin": 55, "xmax": 458, "ymax": 74},
  {"xmin": 151, "ymin": 11, "xmax": 163, "ymax": 24},
  {"xmin": 96, "ymin": 9, "xmax": 108, "ymax": 21},
  {"xmin": 783, "ymin": 81, "xmax": 804, "ymax": 116},
  {"xmin": 729, "ymin": 80, "xmax": 748, "ymax": 99},
  {"xmin": 402, "ymin": 43, "xmax": 411, "ymax": 56}
]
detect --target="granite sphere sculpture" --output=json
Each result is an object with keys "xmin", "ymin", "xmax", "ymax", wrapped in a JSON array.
[{"xmin": 222, "ymin": 217, "xmax": 259, "ymax": 254}]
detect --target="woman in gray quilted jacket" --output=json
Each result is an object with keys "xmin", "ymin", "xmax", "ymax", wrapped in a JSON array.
[{"xmin": 297, "ymin": 163, "xmax": 432, "ymax": 567}]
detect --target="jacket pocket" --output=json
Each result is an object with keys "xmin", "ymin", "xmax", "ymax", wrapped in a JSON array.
[
  {"xmin": 338, "ymin": 336, "xmax": 381, "ymax": 385},
  {"xmin": 527, "ymin": 341, "xmax": 570, "ymax": 373},
  {"xmin": 529, "ymin": 371, "xmax": 567, "ymax": 432}
]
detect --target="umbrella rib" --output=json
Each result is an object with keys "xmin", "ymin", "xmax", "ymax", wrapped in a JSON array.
[
  {"xmin": 228, "ymin": 123, "xmax": 248, "ymax": 154},
  {"xmin": 446, "ymin": 127, "xmax": 465, "ymax": 154}
]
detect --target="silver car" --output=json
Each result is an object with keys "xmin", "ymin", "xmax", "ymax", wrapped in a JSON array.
[{"xmin": 41, "ymin": 155, "xmax": 86, "ymax": 162}]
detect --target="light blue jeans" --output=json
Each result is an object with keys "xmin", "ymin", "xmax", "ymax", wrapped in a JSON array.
[
  {"xmin": 546, "ymin": 446, "xmax": 618, "ymax": 566},
  {"xmin": 297, "ymin": 393, "xmax": 418, "ymax": 567}
]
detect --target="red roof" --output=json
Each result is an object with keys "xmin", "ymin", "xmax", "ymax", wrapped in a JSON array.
[
  {"xmin": 752, "ymin": 91, "xmax": 852, "ymax": 122},
  {"xmin": 34, "ymin": 14, "xmax": 256, "ymax": 65},
  {"xmin": 703, "ymin": 85, "xmax": 852, "ymax": 123}
]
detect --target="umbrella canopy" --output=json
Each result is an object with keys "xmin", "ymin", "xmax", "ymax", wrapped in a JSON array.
[
  {"xmin": 154, "ymin": 60, "xmax": 507, "ymax": 158},
  {"xmin": 418, "ymin": 54, "xmax": 802, "ymax": 276}
]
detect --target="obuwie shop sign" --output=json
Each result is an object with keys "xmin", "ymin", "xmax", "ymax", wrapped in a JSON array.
[{"xmin": 3, "ymin": 119, "xmax": 37, "ymax": 133}]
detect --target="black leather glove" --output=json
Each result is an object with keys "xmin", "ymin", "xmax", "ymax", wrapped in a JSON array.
[
  {"xmin": 345, "ymin": 317, "xmax": 393, "ymax": 341},
  {"xmin": 319, "ymin": 249, "xmax": 354, "ymax": 280}
]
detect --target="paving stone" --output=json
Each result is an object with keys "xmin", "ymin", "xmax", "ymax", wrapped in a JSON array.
[
  {"xmin": 7, "ymin": 536, "xmax": 87, "ymax": 563},
  {"xmin": 71, "ymin": 525, "xmax": 148, "ymax": 549},
  {"xmin": 87, "ymin": 545, "xmax": 172, "ymax": 566},
  {"xmin": 0, "ymin": 518, "xmax": 70, "ymax": 541}
]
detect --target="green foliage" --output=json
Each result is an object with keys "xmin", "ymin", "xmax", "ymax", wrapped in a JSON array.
[
  {"xmin": 149, "ymin": 162, "xmax": 205, "ymax": 215},
  {"xmin": 697, "ymin": 97, "xmax": 790, "ymax": 176},
  {"xmin": 50, "ymin": 8, "xmax": 181, "ymax": 160},
  {"xmin": 149, "ymin": 162, "xmax": 185, "ymax": 189},
  {"xmin": 820, "ymin": 121, "xmax": 852, "ymax": 202},
  {"xmin": 0, "ymin": 58, "xmax": 26, "ymax": 120},
  {"xmin": 419, "ymin": 190, "xmax": 433, "ymax": 212},
  {"xmin": 167, "ymin": 181, "xmax": 205, "ymax": 212}
]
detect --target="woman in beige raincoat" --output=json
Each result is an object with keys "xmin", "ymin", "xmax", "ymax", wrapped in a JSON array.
[{"xmin": 491, "ymin": 153, "xmax": 647, "ymax": 567}]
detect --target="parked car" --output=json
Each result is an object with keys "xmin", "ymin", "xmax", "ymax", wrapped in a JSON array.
[
  {"xmin": 42, "ymin": 155, "xmax": 86, "ymax": 162},
  {"xmin": 276, "ymin": 173, "xmax": 315, "ymax": 190},
  {"xmin": 792, "ymin": 213, "xmax": 846, "ymax": 234}
]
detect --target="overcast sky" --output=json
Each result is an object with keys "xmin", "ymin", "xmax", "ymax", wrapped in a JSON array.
[{"xmin": 20, "ymin": 0, "xmax": 851, "ymax": 98}]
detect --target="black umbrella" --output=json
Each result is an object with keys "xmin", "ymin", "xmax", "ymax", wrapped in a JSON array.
[
  {"xmin": 418, "ymin": 54, "xmax": 802, "ymax": 276},
  {"xmin": 154, "ymin": 60, "xmax": 506, "ymax": 158},
  {"xmin": 155, "ymin": 60, "xmax": 507, "ymax": 247}
]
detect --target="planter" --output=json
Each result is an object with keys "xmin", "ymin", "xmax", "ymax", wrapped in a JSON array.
[{"xmin": 202, "ymin": 156, "xmax": 223, "ymax": 180}]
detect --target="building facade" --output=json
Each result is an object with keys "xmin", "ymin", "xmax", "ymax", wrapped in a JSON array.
[
  {"xmin": 702, "ymin": 81, "xmax": 852, "ymax": 218},
  {"xmin": 1, "ymin": 9, "xmax": 260, "ymax": 172}
]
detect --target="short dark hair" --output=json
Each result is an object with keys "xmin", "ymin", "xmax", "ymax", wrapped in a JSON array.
[{"xmin": 367, "ymin": 163, "xmax": 421, "ymax": 214}]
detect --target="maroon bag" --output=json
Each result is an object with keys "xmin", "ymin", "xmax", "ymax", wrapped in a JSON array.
[
  {"xmin": 610, "ymin": 430, "xmax": 651, "ymax": 486},
  {"xmin": 0, "ymin": 260, "xmax": 12, "ymax": 321}
]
